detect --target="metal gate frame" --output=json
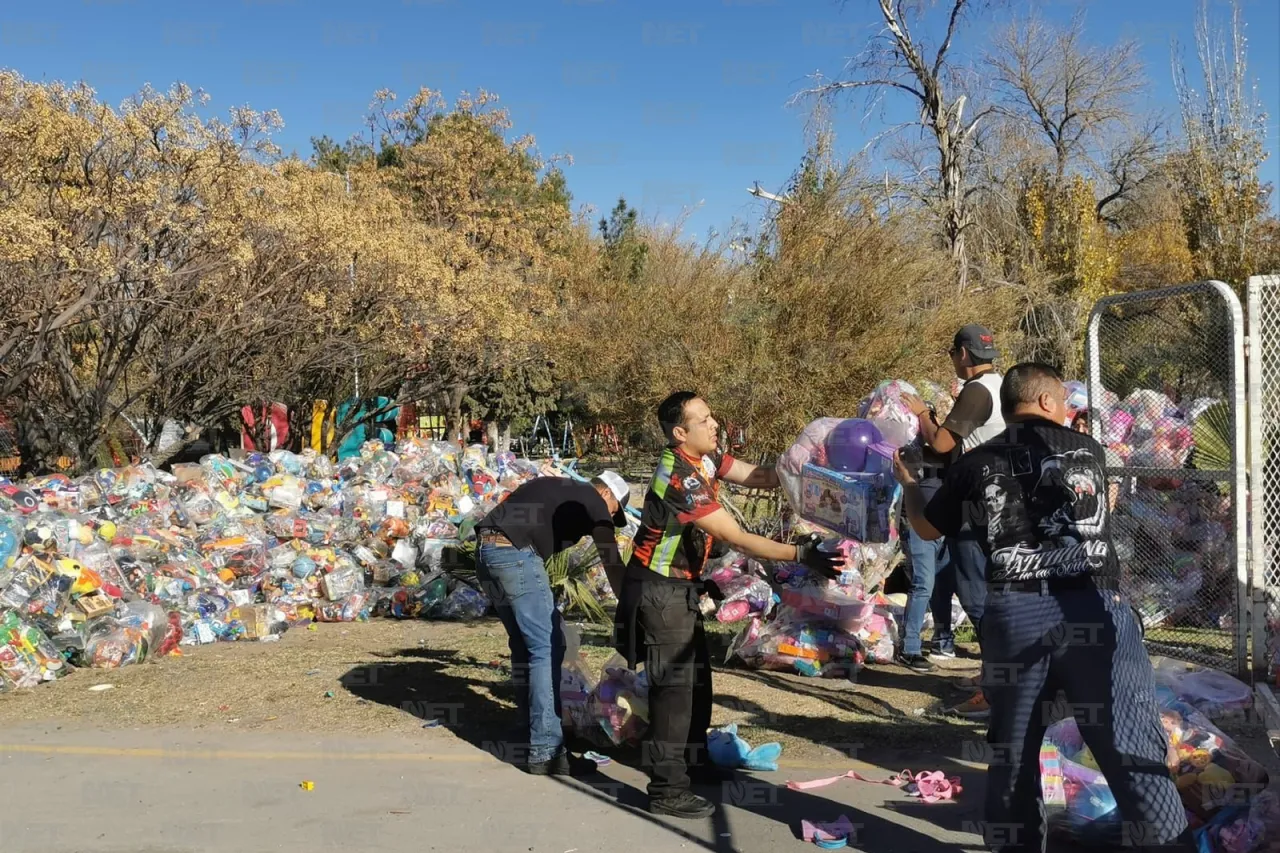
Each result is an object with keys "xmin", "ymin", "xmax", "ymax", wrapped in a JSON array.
[
  {"xmin": 1085, "ymin": 280, "xmax": 1249, "ymax": 677},
  {"xmin": 1248, "ymin": 275, "xmax": 1280, "ymax": 683}
]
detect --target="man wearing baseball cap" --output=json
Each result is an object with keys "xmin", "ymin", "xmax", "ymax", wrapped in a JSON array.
[
  {"xmin": 901, "ymin": 324, "xmax": 1005, "ymax": 718},
  {"xmin": 473, "ymin": 469, "xmax": 632, "ymax": 776}
]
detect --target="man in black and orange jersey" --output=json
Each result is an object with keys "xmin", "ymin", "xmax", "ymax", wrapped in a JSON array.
[{"xmin": 616, "ymin": 391, "xmax": 840, "ymax": 820}]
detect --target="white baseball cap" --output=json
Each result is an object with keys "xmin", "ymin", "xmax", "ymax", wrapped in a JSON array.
[{"xmin": 592, "ymin": 470, "xmax": 631, "ymax": 527}]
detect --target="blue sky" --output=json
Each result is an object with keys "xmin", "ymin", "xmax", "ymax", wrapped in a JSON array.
[{"xmin": 3, "ymin": 0, "xmax": 1277, "ymax": 241}]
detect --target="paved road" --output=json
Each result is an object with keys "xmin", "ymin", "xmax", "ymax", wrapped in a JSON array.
[{"xmin": 0, "ymin": 723, "xmax": 986, "ymax": 853}]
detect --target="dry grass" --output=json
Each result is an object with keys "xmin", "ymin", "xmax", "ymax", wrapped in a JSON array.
[{"xmin": 0, "ymin": 616, "xmax": 987, "ymax": 765}]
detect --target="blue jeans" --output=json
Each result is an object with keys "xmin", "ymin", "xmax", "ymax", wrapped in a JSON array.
[
  {"xmin": 476, "ymin": 544, "xmax": 566, "ymax": 764},
  {"xmin": 903, "ymin": 525, "xmax": 953, "ymax": 656},
  {"xmin": 935, "ymin": 528, "xmax": 988, "ymax": 643}
]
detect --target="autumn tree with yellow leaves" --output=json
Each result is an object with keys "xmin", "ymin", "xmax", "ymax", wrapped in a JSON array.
[{"xmin": 1, "ymin": 0, "xmax": 1277, "ymax": 472}]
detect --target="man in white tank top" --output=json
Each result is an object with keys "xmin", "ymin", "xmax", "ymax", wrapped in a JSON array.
[{"xmin": 902, "ymin": 324, "xmax": 1004, "ymax": 717}]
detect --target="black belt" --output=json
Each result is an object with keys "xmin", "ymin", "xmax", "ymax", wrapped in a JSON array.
[{"xmin": 990, "ymin": 575, "xmax": 1119, "ymax": 594}]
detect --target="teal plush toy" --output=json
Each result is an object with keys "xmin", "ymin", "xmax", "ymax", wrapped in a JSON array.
[{"xmin": 707, "ymin": 723, "xmax": 783, "ymax": 772}]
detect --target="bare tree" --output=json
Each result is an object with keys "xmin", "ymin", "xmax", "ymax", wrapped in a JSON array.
[
  {"xmin": 989, "ymin": 13, "xmax": 1145, "ymax": 186},
  {"xmin": 805, "ymin": 0, "xmax": 997, "ymax": 291},
  {"xmin": 1173, "ymin": 0, "xmax": 1270, "ymax": 284}
]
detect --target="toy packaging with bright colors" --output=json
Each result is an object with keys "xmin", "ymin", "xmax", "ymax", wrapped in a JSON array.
[{"xmin": 799, "ymin": 456, "xmax": 900, "ymax": 543}]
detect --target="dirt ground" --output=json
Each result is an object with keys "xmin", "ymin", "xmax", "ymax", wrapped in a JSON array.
[
  {"xmin": 4, "ymin": 615, "xmax": 1274, "ymax": 775},
  {"xmin": 0, "ymin": 616, "xmax": 988, "ymax": 766}
]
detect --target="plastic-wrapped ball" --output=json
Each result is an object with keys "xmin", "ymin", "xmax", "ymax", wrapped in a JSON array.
[
  {"xmin": 292, "ymin": 556, "xmax": 317, "ymax": 579},
  {"xmin": 826, "ymin": 419, "xmax": 883, "ymax": 472}
]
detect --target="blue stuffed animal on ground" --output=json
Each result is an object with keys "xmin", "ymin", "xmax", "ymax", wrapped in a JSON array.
[{"xmin": 707, "ymin": 723, "xmax": 783, "ymax": 772}]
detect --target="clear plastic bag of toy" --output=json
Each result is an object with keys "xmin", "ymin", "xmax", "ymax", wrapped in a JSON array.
[
  {"xmin": 558, "ymin": 624, "xmax": 599, "ymax": 732},
  {"xmin": 0, "ymin": 555, "xmax": 56, "ymax": 611},
  {"xmin": 588, "ymin": 654, "xmax": 650, "ymax": 746},
  {"xmin": 1040, "ymin": 718, "xmax": 1121, "ymax": 845},
  {"xmin": 714, "ymin": 574, "xmax": 775, "ymax": 623},
  {"xmin": 315, "ymin": 591, "xmax": 370, "ymax": 623},
  {"xmin": 1150, "ymin": 657, "xmax": 1253, "ymax": 721},
  {"xmin": 776, "ymin": 418, "xmax": 845, "ymax": 515},
  {"xmin": 83, "ymin": 614, "xmax": 152, "ymax": 669},
  {"xmin": 728, "ymin": 608, "xmax": 865, "ymax": 678},
  {"xmin": 0, "ymin": 608, "xmax": 68, "ymax": 687},
  {"xmin": 913, "ymin": 379, "xmax": 957, "ymax": 423},
  {"xmin": 857, "ymin": 380, "xmax": 923, "ymax": 446},
  {"xmin": 0, "ymin": 512, "xmax": 23, "ymax": 567},
  {"xmin": 430, "ymin": 583, "xmax": 489, "ymax": 620},
  {"xmin": 1157, "ymin": 688, "xmax": 1269, "ymax": 818}
]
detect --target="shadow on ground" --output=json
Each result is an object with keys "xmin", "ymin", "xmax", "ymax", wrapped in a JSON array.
[
  {"xmin": 340, "ymin": 647, "xmax": 984, "ymax": 853},
  {"xmin": 717, "ymin": 665, "xmax": 988, "ymax": 760}
]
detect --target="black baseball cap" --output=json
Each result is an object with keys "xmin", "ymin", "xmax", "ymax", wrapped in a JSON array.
[{"xmin": 952, "ymin": 324, "xmax": 999, "ymax": 360}]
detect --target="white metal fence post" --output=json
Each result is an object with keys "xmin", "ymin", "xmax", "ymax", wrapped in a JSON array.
[{"xmin": 1087, "ymin": 281, "xmax": 1247, "ymax": 676}]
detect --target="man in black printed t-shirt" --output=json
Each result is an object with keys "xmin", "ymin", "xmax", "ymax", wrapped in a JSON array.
[{"xmin": 893, "ymin": 363, "xmax": 1191, "ymax": 853}]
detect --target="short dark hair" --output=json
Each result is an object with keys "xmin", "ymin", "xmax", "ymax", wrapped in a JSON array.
[
  {"xmin": 657, "ymin": 391, "xmax": 698, "ymax": 444},
  {"xmin": 1000, "ymin": 362, "xmax": 1063, "ymax": 416},
  {"xmin": 969, "ymin": 354, "xmax": 994, "ymax": 367}
]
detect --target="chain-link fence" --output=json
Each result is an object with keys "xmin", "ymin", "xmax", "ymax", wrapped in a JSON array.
[
  {"xmin": 1248, "ymin": 275, "xmax": 1280, "ymax": 683},
  {"xmin": 1086, "ymin": 281, "xmax": 1248, "ymax": 676}
]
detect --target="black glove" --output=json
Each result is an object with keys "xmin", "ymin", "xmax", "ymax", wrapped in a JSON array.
[{"xmin": 794, "ymin": 533, "xmax": 841, "ymax": 580}]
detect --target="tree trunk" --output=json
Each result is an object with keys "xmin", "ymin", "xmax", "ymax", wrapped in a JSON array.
[
  {"xmin": 243, "ymin": 404, "xmax": 271, "ymax": 453},
  {"xmin": 937, "ymin": 127, "xmax": 970, "ymax": 292},
  {"xmin": 286, "ymin": 402, "xmax": 310, "ymax": 453},
  {"xmin": 446, "ymin": 384, "xmax": 468, "ymax": 447},
  {"xmin": 15, "ymin": 414, "xmax": 64, "ymax": 477},
  {"xmin": 485, "ymin": 420, "xmax": 500, "ymax": 456},
  {"xmin": 499, "ymin": 422, "xmax": 512, "ymax": 456}
]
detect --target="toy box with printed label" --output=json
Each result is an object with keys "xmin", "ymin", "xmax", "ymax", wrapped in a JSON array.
[{"xmin": 799, "ymin": 456, "xmax": 900, "ymax": 543}]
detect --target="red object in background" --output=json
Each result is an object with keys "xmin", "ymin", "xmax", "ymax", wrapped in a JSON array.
[
  {"xmin": 398, "ymin": 402, "xmax": 417, "ymax": 438},
  {"xmin": 722, "ymin": 421, "xmax": 748, "ymax": 454},
  {"xmin": 588, "ymin": 423, "xmax": 621, "ymax": 455},
  {"xmin": 157, "ymin": 612, "xmax": 183, "ymax": 657},
  {"xmin": 241, "ymin": 403, "xmax": 290, "ymax": 452}
]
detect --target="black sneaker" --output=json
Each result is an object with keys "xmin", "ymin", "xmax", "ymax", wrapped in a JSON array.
[
  {"xmin": 525, "ymin": 752, "xmax": 599, "ymax": 777},
  {"xmin": 649, "ymin": 790, "xmax": 716, "ymax": 819},
  {"xmin": 896, "ymin": 653, "xmax": 938, "ymax": 673}
]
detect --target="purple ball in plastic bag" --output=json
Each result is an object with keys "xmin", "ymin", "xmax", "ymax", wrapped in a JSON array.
[{"xmin": 826, "ymin": 419, "xmax": 883, "ymax": 472}]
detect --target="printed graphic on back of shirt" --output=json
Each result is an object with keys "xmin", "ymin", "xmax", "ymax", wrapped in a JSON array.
[{"xmin": 981, "ymin": 448, "xmax": 1110, "ymax": 581}]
